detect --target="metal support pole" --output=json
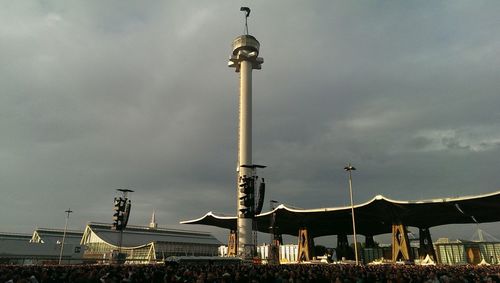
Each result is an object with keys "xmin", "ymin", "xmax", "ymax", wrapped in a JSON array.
[
  {"xmin": 269, "ymin": 200, "xmax": 279, "ymax": 264},
  {"xmin": 119, "ymin": 230, "xmax": 124, "ymax": 254},
  {"xmin": 344, "ymin": 164, "xmax": 359, "ymax": 265},
  {"xmin": 58, "ymin": 208, "xmax": 73, "ymax": 265}
]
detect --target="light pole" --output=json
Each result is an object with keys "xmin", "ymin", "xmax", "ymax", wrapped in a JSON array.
[
  {"xmin": 269, "ymin": 200, "xmax": 279, "ymax": 264},
  {"xmin": 115, "ymin": 189, "xmax": 134, "ymax": 260},
  {"xmin": 344, "ymin": 163, "xmax": 359, "ymax": 265},
  {"xmin": 58, "ymin": 208, "xmax": 73, "ymax": 265}
]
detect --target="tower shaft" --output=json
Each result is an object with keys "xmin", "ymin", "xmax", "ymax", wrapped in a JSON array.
[
  {"xmin": 238, "ymin": 60, "xmax": 253, "ymax": 258},
  {"xmin": 239, "ymin": 60, "xmax": 252, "ymax": 168}
]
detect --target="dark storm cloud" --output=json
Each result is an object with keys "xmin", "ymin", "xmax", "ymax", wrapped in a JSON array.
[{"xmin": 1, "ymin": 1, "xmax": 499, "ymax": 243}]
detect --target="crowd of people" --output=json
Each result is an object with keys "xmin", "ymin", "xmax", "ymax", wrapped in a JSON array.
[{"xmin": 1, "ymin": 263, "xmax": 499, "ymax": 283}]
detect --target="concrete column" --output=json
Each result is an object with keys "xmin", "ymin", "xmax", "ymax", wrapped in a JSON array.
[{"xmin": 237, "ymin": 60, "xmax": 253, "ymax": 258}]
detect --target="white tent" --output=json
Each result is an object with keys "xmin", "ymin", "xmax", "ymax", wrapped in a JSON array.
[
  {"xmin": 419, "ymin": 254, "xmax": 436, "ymax": 265},
  {"xmin": 478, "ymin": 259, "xmax": 490, "ymax": 266}
]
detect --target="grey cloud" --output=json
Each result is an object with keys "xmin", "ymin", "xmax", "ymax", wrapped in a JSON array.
[{"xmin": 1, "ymin": 1, "xmax": 500, "ymax": 244}]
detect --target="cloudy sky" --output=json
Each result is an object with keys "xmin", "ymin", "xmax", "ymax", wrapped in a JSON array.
[{"xmin": 1, "ymin": 1, "xmax": 500, "ymax": 245}]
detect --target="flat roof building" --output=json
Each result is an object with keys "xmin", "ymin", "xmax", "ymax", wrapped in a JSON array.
[{"xmin": 0, "ymin": 229, "xmax": 84, "ymax": 265}]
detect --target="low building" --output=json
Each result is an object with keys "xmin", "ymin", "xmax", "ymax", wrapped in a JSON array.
[
  {"xmin": 0, "ymin": 228, "xmax": 84, "ymax": 264},
  {"xmin": 0, "ymin": 232, "xmax": 34, "ymax": 264},
  {"xmin": 435, "ymin": 238, "xmax": 500, "ymax": 265},
  {"xmin": 81, "ymin": 222, "xmax": 221, "ymax": 264}
]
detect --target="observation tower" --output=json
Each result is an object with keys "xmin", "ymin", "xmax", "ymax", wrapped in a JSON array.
[{"xmin": 228, "ymin": 7, "xmax": 264, "ymax": 259}]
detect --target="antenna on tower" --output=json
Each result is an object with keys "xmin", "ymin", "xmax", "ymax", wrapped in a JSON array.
[{"xmin": 240, "ymin": 7, "xmax": 251, "ymax": 35}]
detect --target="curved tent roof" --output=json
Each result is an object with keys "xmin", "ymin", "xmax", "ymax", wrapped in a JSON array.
[
  {"xmin": 181, "ymin": 190, "xmax": 500, "ymax": 237},
  {"xmin": 82, "ymin": 222, "xmax": 221, "ymax": 248}
]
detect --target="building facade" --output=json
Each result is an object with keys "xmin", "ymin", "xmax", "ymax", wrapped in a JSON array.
[
  {"xmin": 0, "ymin": 229, "xmax": 83, "ymax": 264},
  {"xmin": 435, "ymin": 238, "xmax": 500, "ymax": 265}
]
